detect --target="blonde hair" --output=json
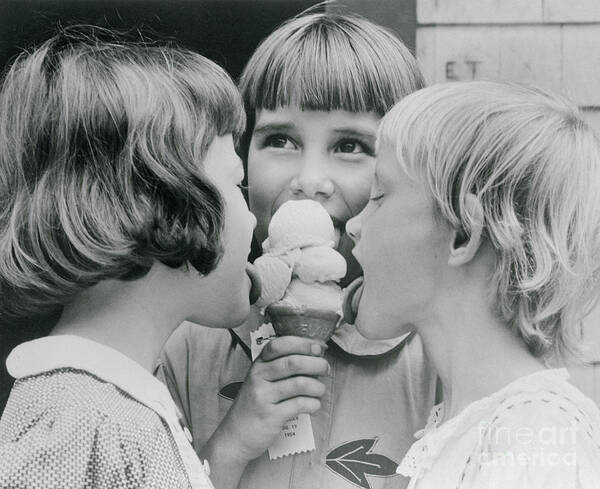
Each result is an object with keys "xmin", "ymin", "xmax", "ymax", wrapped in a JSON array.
[
  {"xmin": 379, "ymin": 81, "xmax": 600, "ymax": 361},
  {"xmin": 238, "ymin": 11, "xmax": 424, "ymax": 157},
  {"xmin": 0, "ymin": 27, "xmax": 245, "ymax": 326}
]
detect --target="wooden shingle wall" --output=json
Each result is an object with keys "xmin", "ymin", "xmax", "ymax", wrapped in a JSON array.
[{"xmin": 416, "ymin": 0, "xmax": 600, "ymax": 133}]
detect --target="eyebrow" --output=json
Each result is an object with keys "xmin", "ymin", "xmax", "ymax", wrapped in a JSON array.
[
  {"xmin": 253, "ymin": 123, "xmax": 377, "ymax": 140},
  {"xmin": 252, "ymin": 122, "xmax": 295, "ymax": 136},
  {"xmin": 332, "ymin": 128, "xmax": 376, "ymax": 142}
]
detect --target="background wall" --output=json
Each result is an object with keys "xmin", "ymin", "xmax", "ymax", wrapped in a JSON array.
[
  {"xmin": 0, "ymin": 0, "xmax": 322, "ymax": 80},
  {"xmin": 326, "ymin": 0, "xmax": 417, "ymax": 51},
  {"xmin": 415, "ymin": 0, "xmax": 600, "ymax": 133}
]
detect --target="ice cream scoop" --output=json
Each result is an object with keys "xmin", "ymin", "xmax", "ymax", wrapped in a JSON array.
[
  {"xmin": 253, "ymin": 200, "xmax": 345, "ymax": 340},
  {"xmin": 279, "ymin": 279, "xmax": 342, "ymax": 311},
  {"xmin": 294, "ymin": 246, "xmax": 346, "ymax": 283},
  {"xmin": 263, "ymin": 199, "xmax": 338, "ymax": 254},
  {"xmin": 253, "ymin": 255, "xmax": 292, "ymax": 308}
]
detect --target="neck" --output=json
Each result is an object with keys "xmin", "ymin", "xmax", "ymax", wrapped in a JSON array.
[
  {"xmin": 51, "ymin": 269, "xmax": 185, "ymax": 372},
  {"xmin": 417, "ymin": 292, "xmax": 545, "ymax": 423}
]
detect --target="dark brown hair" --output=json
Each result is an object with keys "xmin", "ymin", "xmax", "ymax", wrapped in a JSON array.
[{"xmin": 0, "ymin": 27, "xmax": 245, "ymax": 325}]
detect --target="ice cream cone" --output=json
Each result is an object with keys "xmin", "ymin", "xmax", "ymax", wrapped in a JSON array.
[{"xmin": 266, "ymin": 303, "xmax": 341, "ymax": 343}]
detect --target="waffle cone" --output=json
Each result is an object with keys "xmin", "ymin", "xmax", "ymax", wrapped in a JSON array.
[{"xmin": 266, "ymin": 303, "xmax": 341, "ymax": 342}]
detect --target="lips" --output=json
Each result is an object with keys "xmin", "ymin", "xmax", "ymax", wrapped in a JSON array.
[{"xmin": 341, "ymin": 275, "xmax": 363, "ymax": 325}]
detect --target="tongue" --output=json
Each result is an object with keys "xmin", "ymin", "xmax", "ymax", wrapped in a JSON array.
[
  {"xmin": 245, "ymin": 263, "xmax": 262, "ymax": 305},
  {"xmin": 342, "ymin": 276, "xmax": 364, "ymax": 325}
]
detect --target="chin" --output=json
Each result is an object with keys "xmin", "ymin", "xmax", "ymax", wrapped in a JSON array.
[
  {"xmin": 190, "ymin": 301, "xmax": 250, "ymax": 329},
  {"xmin": 228, "ymin": 302, "xmax": 251, "ymax": 327},
  {"xmin": 355, "ymin": 309, "xmax": 409, "ymax": 340},
  {"xmin": 355, "ymin": 310, "xmax": 384, "ymax": 339},
  {"xmin": 230, "ymin": 289, "xmax": 253, "ymax": 324}
]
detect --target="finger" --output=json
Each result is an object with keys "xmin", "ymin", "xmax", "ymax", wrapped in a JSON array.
[
  {"xmin": 260, "ymin": 336, "xmax": 327, "ymax": 362},
  {"xmin": 270, "ymin": 376, "xmax": 326, "ymax": 403},
  {"xmin": 276, "ymin": 397, "xmax": 322, "ymax": 419},
  {"xmin": 259, "ymin": 355, "xmax": 329, "ymax": 382}
]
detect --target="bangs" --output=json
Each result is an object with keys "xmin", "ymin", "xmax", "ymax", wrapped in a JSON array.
[
  {"xmin": 255, "ymin": 40, "xmax": 385, "ymax": 114},
  {"xmin": 241, "ymin": 14, "xmax": 424, "ymax": 116}
]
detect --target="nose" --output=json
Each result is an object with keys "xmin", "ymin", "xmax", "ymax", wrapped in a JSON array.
[
  {"xmin": 289, "ymin": 156, "xmax": 334, "ymax": 199},
  {"xmin": 346, "ymin": 212, "xmax": 362, "ymax": 243}
]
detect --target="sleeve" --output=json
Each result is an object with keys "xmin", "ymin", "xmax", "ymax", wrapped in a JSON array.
[
  {"xmin": 470, "ymin": 399, "xmax": 600, "ymax": 489},
  {"xmin": 0, "ymin": 406, "xmax": 149, "ymax": 489}
]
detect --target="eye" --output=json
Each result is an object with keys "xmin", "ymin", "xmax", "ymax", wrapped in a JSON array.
[
  {"xmin": 368, "ymin": 186, "xmax": 385, "ymax": 206},
  {"xmin": 334, "ymin": 138, "xmax": 374, "ymax": 157},
  {"xmin": 264, "ymin": 134, "xmax": 297, "ymax": 150}
]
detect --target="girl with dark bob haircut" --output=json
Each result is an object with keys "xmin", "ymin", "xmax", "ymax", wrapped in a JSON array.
[
  {"xmin": 0, "ymin": 28, "xmax": 243, "ymax": 323},
  {"xmin": 0, "ymin": 28, "xmax": 330, "ymax": 489}
]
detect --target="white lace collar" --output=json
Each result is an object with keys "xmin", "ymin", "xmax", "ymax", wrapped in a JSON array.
[{"xmin": 397, "ymin": 368, "xmax": 570, "ymax": 479}]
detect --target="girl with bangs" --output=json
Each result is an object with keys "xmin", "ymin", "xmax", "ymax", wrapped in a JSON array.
[
  {"xmin": 158, "ymin": 11, "xmax": 438, "ymax": 489},
  {"xmin": 347, "ymin": 81, "xmax": 600, "ymax": 488},
  {"xmin": 0, "ymin": 28, "xmax": 329, "ymax": 489}
]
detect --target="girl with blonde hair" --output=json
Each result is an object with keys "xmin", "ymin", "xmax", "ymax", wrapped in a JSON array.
[{"xmin": 346, "ymin": 81, "xmax": 600, "ymax": 488}]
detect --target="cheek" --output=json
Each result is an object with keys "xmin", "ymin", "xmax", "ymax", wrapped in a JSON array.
[
  {"xmin": 247, "ymin": 153, "xmax": 283, "ymax": 242},
  {"xmin": 218, "ymin": 189, "xmax": 251, "ymax": 258},
  {"xmin": 356, "ymin": 222, "xmax": 442, "ymax": 339},
  {"xmin": 336, "ymin": 162, "xmax": 374, "ymax": 216},
  {"xmin": 230, "ymin": 204, "xmax": 254, "ymax": 252},
  {"xmin": 358, "ymin": 210, "xmax": 396, "ymax": 262},
  {"xmin": 360, "ymin": 205, "xmax": 443, "ymax": 285}
]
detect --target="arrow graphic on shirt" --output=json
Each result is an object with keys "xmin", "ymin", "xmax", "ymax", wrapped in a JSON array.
[{"xmin": 325, "ymin": 438, "xmax": 399, "ymax": 489}]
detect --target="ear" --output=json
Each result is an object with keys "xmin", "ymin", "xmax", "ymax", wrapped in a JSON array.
[{"xmin": 448, "ymin": 193, "xmax": 484, "ymax": 267}]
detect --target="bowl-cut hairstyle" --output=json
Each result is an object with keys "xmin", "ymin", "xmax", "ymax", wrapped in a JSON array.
[
  {"xmin": 379, "ymin": 81, "xmax": 600, "ymax": 361},
  {"xmin": 237, "ymin": 11, "xmax": 425, "ymax": 158},
  {"xmin": 0, "ymin": 27, "xmax": 245, "ymax": 325}
]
